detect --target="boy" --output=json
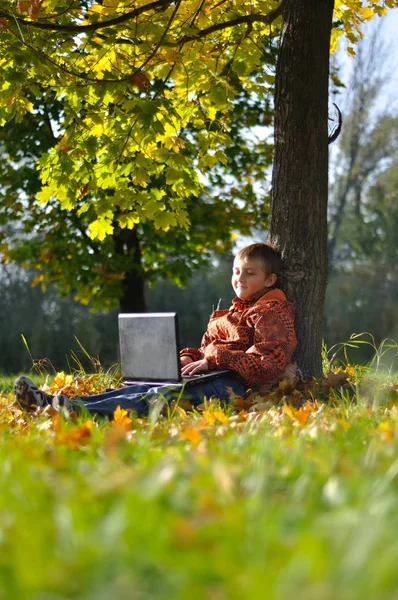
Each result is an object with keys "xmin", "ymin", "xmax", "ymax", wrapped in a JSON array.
[{"xmin": 14, "ymin": 243, "xmax": 297, "ymax": 415}]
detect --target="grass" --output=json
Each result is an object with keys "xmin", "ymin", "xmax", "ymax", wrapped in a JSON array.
[{"xmin": 0, "ymin": 343, "xmax": 398, "ymax": 599}]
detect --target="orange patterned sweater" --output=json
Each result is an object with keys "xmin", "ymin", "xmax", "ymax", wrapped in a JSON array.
[{"xmin": 180, "ymin": 288, "xmax": 297, "ymax": 387}]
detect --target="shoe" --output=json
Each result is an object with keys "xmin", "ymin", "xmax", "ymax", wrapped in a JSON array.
[
  {"xmin": 13, "ymin": 376, "xmax": 53, "ymax": 411},
  {"xmin": 51, "ymin": 394, "xmax": 72, "ymax": 412}
]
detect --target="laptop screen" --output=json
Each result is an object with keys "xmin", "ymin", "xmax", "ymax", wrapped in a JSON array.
[{"xmin": 118, "ymin": 313, "xmax": 181, "ymax": 382}]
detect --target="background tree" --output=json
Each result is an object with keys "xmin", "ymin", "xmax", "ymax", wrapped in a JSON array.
[
  {"xmin": 324, "ymin": 29, "xmax": 398, "ymax": 359},
  {"xmin": 328, "ymin": 26, "xmax": 398, "ymax": 271},
  {"xmin": 0, "ymin": 265, "xmax": 110, "ymax": 373},
  {"xmin": 325, "ymin": 161, "xmax": 398, "ymax": 359},
  {"xmin": 0, "ymin": 77, "xmax": 275, "ymax": 312},
  {"xmin": 0, "ymin": 256, "xmax": 235, "ymax": 374}
]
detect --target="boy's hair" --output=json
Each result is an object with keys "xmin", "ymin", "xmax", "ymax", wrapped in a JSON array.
[{"xmin": 236, "ymin": 242, "xmax": 281, "ymax": 277}]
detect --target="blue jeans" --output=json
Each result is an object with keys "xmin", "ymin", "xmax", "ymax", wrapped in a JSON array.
[{"xmin": 74, "ymin": 373, "xmax": 246, "ymax": 417}]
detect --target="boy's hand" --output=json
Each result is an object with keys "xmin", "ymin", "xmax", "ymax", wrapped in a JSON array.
[
  {"xmin": 181, "ymin": 359, "xmax": 209, "ymax": 376},
  {"xmin": 180, "ymin": 356, "xmax": 193, "ymax": 367}
]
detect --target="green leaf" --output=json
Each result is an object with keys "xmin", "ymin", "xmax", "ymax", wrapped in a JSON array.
[{"xmin": 153, "ymin": 211, "xmax": 177, "ymax": 231}]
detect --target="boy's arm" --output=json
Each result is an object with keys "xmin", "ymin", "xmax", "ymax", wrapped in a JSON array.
[
  {"xmin": 180, "ymin": 328, "xmax": 213, "ymax": 362},
  {"xmin": 180, "ymin": 348, "xmax": 204, "ymax": 362},
  {"xmin": 204, "ymin": 304, "xmax": 296, "ymax": 385}
]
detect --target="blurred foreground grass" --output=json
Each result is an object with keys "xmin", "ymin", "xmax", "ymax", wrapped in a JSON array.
[{"xmin": 0, "ymin": 362, "xmax": 398, "ymax": 599}]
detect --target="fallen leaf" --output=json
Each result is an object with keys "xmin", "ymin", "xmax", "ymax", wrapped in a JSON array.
[
  {"xmin": 179, "ymin": 426, "xmax": 201, "ymax": 445},
  {"xmin": 377, "ymin": 422, "xmax": 394, "ymax": 443},
  {"xmin": 104, "ymin": 423, "xmax": 129, "ymax": 453},
  {"xmin": 250, "ymin": 402, "xmax": 273, "ymax": 413},
  {"xmin": 279, "ymin": 362, "xmax": 298, "ymax": 386},
  {"xmin": 326, "ymin": 370, "xmax": 349, "ymax": 388},
  {"xmin": 113, "ymin": 405, "xmax": 132, "ymax": 430},
  {"xmin": 201, "ymin": 408, "xmax": 228, "ymax": 426},
  {"xmin": 53, "ymin": 420, "xmax": 93, "ymax": 448}
]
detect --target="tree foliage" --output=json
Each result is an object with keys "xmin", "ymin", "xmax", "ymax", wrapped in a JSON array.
[
  {"xmin": 0, "ymin": 0, "xmax": 393, "ymax": 240},
  {"xmin": 0, "ymin": 84, "xmax": 273, "ymax": 310}
]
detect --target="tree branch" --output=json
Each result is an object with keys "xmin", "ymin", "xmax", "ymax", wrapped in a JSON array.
[
  {"xmin": 1, "ymin": 0, "xmax": 284, "ymax": 41},
  {"xmin": 180, "ymin": 1, "xmax": 284, "ymax": 43},
  {"xmin": 138, "ymin": 0, "xmax": 181, "ymax": 73},
  {"xmin": 0, "ymin": 0, "xmax": 176, "ymax": 33},
  {"xmin": 2, "ymin": 0, "xmax": 284, "ymax": 86}
]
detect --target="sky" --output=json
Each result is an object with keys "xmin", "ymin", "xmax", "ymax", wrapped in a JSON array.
[{"xmin": 352, "ymin": 7, "xmax": 398, "ymax": 110}]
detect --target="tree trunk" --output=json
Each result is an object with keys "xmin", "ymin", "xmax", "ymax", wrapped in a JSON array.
[
  {"xmin": 270, "ymin": 0, "xmax": 334, "ymax": 379},
  {"xmin": 113, "ymin": 227, "xmax": 146, "ymax": 313}
]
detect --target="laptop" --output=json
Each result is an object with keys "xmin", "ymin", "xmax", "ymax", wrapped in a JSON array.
[{"xmin": 118, "ymin": 312, "xmax": 230, "ymax": 386}]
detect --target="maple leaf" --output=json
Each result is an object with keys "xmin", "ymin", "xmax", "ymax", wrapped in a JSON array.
[
  {"xmin": 130, "ymin": 72, "xmax": 150, "ymax": 91},
  {"xmin": 104, "ymin": 423, "xmax": 130, "ymax": 453},
  {"xmin": 179, "ymin": 426, "xmax": 201, "ymax": 445},
  {"xmin": 201, "ymin": 408, "xmax": 228, "ymax": 426},
  {"xmin": 16, "ymin": 0, "xmax": 29, "ymax": 12},
  {"xmin": 53, "ymin": 420, "xmax": 93, "ymax": 448},
  {"xmin": 326, "ymin": 370, "xmax": 349, "ymax": 388},
  {"xmin": 279, "ymin": 362, "xmax": 298, "ymax": 386},
  {"xmin": 17, "ymin": 0, "xmax": 44, "ymax": 20},
  {"xmin": 113, "ymin": 406, "xmax": 132, "ymax": 430},
  {"xmin": 377, "ymin": 422, "xmax": 394, "ymax": 443},
  {"xmin": 233, "ymin": 396, "xmax": 255, "ymax": 411}
]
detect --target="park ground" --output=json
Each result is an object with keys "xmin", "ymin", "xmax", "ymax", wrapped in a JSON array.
[{"xmin": 0, "ymin": 352, "xmax": 397, "ymax": 599}]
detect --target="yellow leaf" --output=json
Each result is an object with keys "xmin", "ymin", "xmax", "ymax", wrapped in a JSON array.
[
  {"xmin": 113, "ymin": 405, "xmax": 132, "ymax": 429},
  {"xmin": 377, "ymin": 422, "xmax": 394, "ymax": 443},
  {"xmin": 88, "ymin": 218, "xmax": 114, "ymax": 241},
  {"xmin": 180, "ymin": 426, "xmax": 201, "ymax": 445},
  {"xmin": 279, "ymin": 378, "xmax": 290, "ymax": 391},
  {"xmin": 174, "ymin": 405, "xmax": 188, "ymax": 419},
  {"xmin": 361, "ymin": 7, "xmax": 374, "ymax": 20},
  {"xmin": 30, "ymin": 274, "xmax": 45, "ymax": 287},
  {"xmin": 337, "ymin": 419, "xmax": 351, "ymax": 431},
  {"xmin": 53, "ymin": 372, "xmax": 73, "ymax": 388},
  {"xmin": 202, "ymin": 408, "xmax": 228, "ymax": 426}
]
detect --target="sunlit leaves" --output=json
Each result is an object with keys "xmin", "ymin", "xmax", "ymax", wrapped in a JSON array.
[
  {"xmin": 0, "ymin": 0, "xmax": 282, "ymax": 236},
  {"xmin": 88, "ymin": 216, "xmax": 114, "ymax": 241},
  {"xmin": 331, "ymin": 1, "xmax": 392, "ymax": 54}
]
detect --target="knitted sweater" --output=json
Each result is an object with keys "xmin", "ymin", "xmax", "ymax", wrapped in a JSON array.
[{"xmin": 180, "ymin": 288, "xmax": 297, "ymax": 387}]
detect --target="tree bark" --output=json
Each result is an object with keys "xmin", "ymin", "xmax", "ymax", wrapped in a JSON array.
[
  {"xmin": 113, "ymin": 227, "xmax": 146, "ymax": 313},
  {"xmin": 270, "ymin": 0, "xmax": 334, "ymax": 378}
]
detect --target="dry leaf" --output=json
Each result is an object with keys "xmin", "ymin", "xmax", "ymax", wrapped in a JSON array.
[
  {"xmin": 53, "ymin": 420, "xmax": 93, "ymax": 448},
  {"xmin": 113, "ymin": 405, "xmax": 132, "ymax": 430},
  {"xmin": 327, "ymin": 371, "xmax": 349, "ymax": 388},
  {"xmin": 279, "ymin": 362, "xmax": 298, "ymax": 386},
  {"xmin": 377, "ymin": 422, "xmax": 394, "ymax": 443},
  {"xmin": 232, "ymin": 396, "xmax": 254, "ymax": 411},
  {"xmin": 130, "ymin": 71, "xmax": 150, "ymax": 91},
  {"xmin": 104, "ymin": 423, "xmax": 129, "ymax": 453},
  {"xmin": 279, "ymin": 378, "xmax": 291, "ymax": 392},
  {"xmin": 250, "ymin": 402, "xmax": 273, "ymax": 413},
  {"xmin": 179, "ymin": 426, "xmax": 201, "ymax": 445}
]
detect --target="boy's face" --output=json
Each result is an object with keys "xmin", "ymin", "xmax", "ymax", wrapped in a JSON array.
[{"xmin": 232, "ymin": 257, "xmax": 276, "ymax": 300}]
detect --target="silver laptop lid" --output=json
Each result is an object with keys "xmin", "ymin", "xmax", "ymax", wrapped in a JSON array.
[{"xmin": 118, "ymin": 313, "xmax": 181, "ymax": 382}]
